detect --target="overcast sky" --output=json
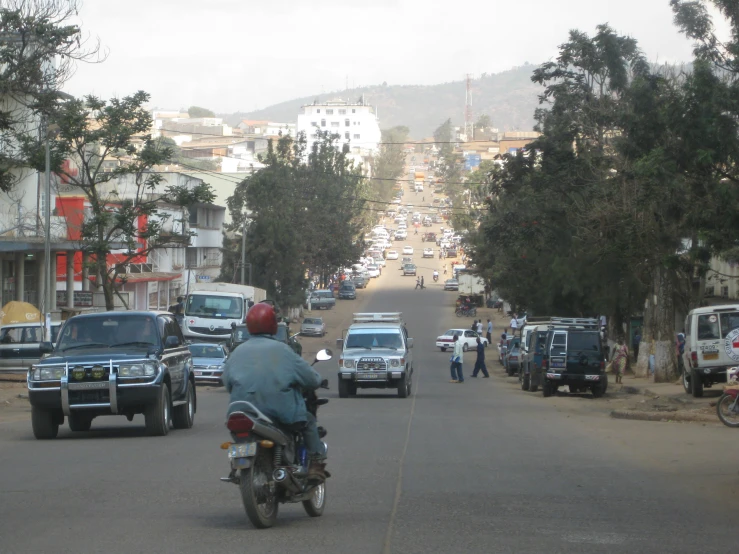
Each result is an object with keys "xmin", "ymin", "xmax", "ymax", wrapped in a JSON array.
[{"xmin": 65, "ymin": 0, "xmax": 721, "ymax": 114}]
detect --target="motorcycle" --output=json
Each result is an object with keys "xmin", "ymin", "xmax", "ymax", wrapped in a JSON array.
[
  {"xmin": 433, "ymin": 273, "xmax": 439, "ymax": 282},
  {"xmin": 717, "ymin": 366, "xmax": 739, "ymax": 427},
  {"xmin": 455, "ymin": 306, "xmax": 477, "ymax": 317},
  {"xmin": 220, "ymin": 349, "xmax": 333, "ymax": 528}
]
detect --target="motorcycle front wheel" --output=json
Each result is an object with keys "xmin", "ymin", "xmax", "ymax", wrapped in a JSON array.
[
  {"xmin": 716, "ymin": 394, "xmax": 739, "ymax": 428},
  {"xmin": 240, "ymin": 450, "xmax": 279, "ymax": 528},
  {"xmin": 303, "ymin": 481, "xmax": 326, "ymax": 517}
]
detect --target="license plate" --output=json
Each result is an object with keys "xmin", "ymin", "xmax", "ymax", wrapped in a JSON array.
[
  {"xmin": 703, "ymin": 352, "xmax": 719, "ymax": 360},
  {"xmin": 195, "ymin": 371, "xmax": 203, "ymax": 376},
  {"xmin": 551, "ymin": 362, "xmax": 565, "ymax": 368},
  {"xmin": 228, "ymin": 443, "xmax": 257, "ymax": 458},
  {"xmin": 358, "ymin": 373, "xmax": 382, "ymax": 379}
]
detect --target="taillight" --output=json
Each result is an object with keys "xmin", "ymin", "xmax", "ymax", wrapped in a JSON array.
[
  {"xmin": 227, "ymin": 413, "xmax": 254, "ymax": 435},
  {"xmin": 691, "ymin": 351, "xmax": 697, "ymax": 366},
  {"xmin": 600, "ymin": 361, "xmax": 605, "ymax": 370}
]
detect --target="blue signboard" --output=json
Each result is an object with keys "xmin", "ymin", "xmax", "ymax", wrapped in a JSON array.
[{"xmin": 464, "ymin": 153, "xmax": 481, "ymax": 171}]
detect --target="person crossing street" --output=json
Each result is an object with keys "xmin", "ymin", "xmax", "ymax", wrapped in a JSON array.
[
  {"xmin": 471, "ymin": 337, "xmax": 490, "ymax": 378},
  {"xmin": 449, "ymin": 334, "xmax": 464, "ymax": 383}
]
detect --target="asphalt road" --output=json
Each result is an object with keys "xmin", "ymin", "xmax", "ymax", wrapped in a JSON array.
[{"xmin": 2, "ymin": 192, "xmax": 739, "ymax": 553}]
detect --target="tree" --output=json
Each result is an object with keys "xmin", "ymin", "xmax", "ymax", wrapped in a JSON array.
[
  {"xmin": 475, "ymin": 114, "xmax": 491, "ymax": 129},
  {"xmin": 187, "ymin": 106, "xmax": 216, "ymax": 118},
  {"xmin": 0, "ymin": 0, "xmax": 102, "ymax": 193},
  {"xmin": 35, "ymin": 91, "xmax": 214, "ymax": 310},
  {"xmin": 371, "ymin": 126, "xmax": 410, "ymax": 203},
  {"xmin": 223, "ymin": 131, "xmax": 367, "ymax": 308}
]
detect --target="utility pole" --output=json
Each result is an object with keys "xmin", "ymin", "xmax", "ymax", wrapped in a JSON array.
[{"xmin": 43, "ymin": 117, "xmax": 51, "ymax": 340}]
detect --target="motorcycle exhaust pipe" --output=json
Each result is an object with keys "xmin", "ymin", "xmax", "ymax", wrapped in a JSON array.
[{"xmin": 273, "ymin": 468, "xmax": 301, "ymax": 494}]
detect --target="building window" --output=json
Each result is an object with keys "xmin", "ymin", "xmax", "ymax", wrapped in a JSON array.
[
  {"xmin": 311, "ymin": 121, "xmax": 317, "ymax": 127},
  {"xmin": 345, "ymin": 132, "xmax": 350, "ymax": 139},
  {"xmin": 321, "ymin": 119, "xmax": 326, "ymax": 127},
  {"xmin": 352, "ymin": 109, "xmax": 356, "ymax": 113},
  {"xmin": 345, "ymin": 119, "xmax": 350, "ymax": 127},
  {"xmin": 339, "ymin": 109, "xmax": 346, "ymax": 115},
  {"xmin": 706, "ymin": 285, "xmax": 715, "ymax": 296},
  {"xmin": 326, "ymin": 109, "xmax": 334, "ymax": 115},
  {"xmin": 354, "ymin": 134, "xmax": 360, "ymax": 139},
  {"xmin": 722, "ymin": 285, "xmax": 729, "ymax": 298},
  {"xmin": 331, "ymin": 121, "xmax": 339, "ymax": 127}
]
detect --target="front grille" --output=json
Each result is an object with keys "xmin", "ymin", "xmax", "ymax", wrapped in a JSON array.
[
  {"xmin": 356, "ymin": 357, "xmax": 387, "ymax": 371},
  {"xmin": 190, "ymin": 326, "xmax": 229, "ymax": 336}
]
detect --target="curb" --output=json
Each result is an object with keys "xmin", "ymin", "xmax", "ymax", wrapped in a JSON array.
[{"xmin": 610, "ymin": 409, "xmax": 716, "ymax": 423}]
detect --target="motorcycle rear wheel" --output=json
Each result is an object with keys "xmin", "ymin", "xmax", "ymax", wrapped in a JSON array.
[
  {"xmin": 302, "ymin": 482, "xmax": 326, "ymax": 517},
  {"xmin": 717, "ymin": 394, "xmax": 739, "ymax": 428},
  {"xmin": 240, "ymin": 450, "xmax": 279, "ymax": 528}
]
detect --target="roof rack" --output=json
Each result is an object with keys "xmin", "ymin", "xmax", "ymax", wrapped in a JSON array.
[
  {"xmin": 353, "ymin": 312, "xmax": 403, "ymax": 323},
  {"xmin": 547, "ymin": 317, "xmax": 600, "ymax": 330}
]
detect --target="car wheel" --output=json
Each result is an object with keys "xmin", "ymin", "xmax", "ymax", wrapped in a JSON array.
[
  {"xmin": 32, "ymin": 406, "xmax": 59, "ymax": 440},
  {"xmin": 521, "ymin": 373, "xmax": 530, "ymax": 391},
  {"xmin": 682, "ymin": 365, "xmax": 691, "ymax": 394},
  {"xmin": 692, "ymin": 370, "xmax": 704, "ymax": 398},
  {"xmin": 462, "ymin": 343, "xmax": 468, "ymax": 352},
  {"xmin": 338, "ymin": 379, "xmax": 350, "ymax": 399},
  {"xmin": 440, "ymin": 347, "xmax": 447, "ymax": 352},
  {"xmin": 172, "ymin": 380, "xmax": 195, "ymax": 429},
  {"xmin": 398, "ymin": 372, "xmax": 411, "ymax": 398},
  {"xmin": 145, "ymin": 383, "xmax": 171, "ymax": 436},
  {"xmin": 542, "ymin": 379, "xmax": 553, "ymax": 398}
]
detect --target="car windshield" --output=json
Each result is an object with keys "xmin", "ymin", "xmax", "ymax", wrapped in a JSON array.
[
  {"xmin": 568, "ymin": 332, "xmax": 601, "ymax": 352},
  {"xmin": 56, "ymin": 316, "xmax": 158, "ymax": 351},
  {"xmin": 186, "ymin": 294, "xmax": 242, "ymax": 319},
  {"xmin": 444, "ymin": 330, "xmax": 463, "ymax": 337},
  {"xmin": 303, "ymin": 318, "xmax": 322, "ymax": 325},
  {"xmin": 346, "ymin": 330, "xmax": 404, "ymax": 349},
  {"xmin": 189, "ymin": 344, "xmax": 224, "ymax": 358}
]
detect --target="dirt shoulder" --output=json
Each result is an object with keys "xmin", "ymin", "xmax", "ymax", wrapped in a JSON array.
[{"xmin": 0, "ymin": 376, "xmax": 31, "ymax": 424}]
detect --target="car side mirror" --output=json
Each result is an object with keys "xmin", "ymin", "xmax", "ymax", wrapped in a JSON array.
[
  {"xmin": 165, "ymin": 335, "xmax": 181, "ymax": 348},
  {"xmin": 407, "ymin": 338, "xmax": 414, "ymax": 349},
  {"xmin": 39, "ymin": 341, "xmax": 53, "ymax": 354},
  {"xmin": 315, "ymin": 348, "xmax": 333, "ymax": 362},
  {"xmin": 336, "ymin": 338, "xmax": 343, "ymax": 348}
]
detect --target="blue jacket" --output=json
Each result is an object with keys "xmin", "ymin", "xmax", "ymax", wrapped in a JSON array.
[
  {"xmin": 476, "ymin": 342, "xmax": 485, "ymax": 360},
  {"xmin": 222, "ymin": 335, "xmax": 322, "ymax": 424}
]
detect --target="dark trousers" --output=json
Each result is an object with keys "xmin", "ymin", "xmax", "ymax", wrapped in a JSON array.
[
  {"xmin": 633, "ymin": 344, "xmax": 640, "ymax": 362},
  {"xmin": 486, "ymin": 332, "xmax": 492, "ymax": 344},
  {"xmin": 450, "ymin": 362, "xmax": 464, "ymax": 382},
  {"xmin": 472, "ymin": 358, "xmax": 489, "ymax": 377}
]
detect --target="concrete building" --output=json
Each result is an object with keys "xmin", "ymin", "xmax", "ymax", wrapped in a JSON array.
[{"xmin": 296, "ymin": 98, "xmax": 381, "ymax": 170}]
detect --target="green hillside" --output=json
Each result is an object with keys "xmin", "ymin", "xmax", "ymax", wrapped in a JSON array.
[{"xmin": 224, "ymin": 64, "xmax": 542, "ymax": 138}]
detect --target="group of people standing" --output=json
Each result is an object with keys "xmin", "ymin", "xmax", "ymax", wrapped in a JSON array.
[{"xmin": 449, "ymin": 318, "xmax": 494, "ymax": 383}]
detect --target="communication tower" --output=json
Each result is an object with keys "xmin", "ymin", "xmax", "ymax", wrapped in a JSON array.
[{"xmin": 464, "ymin": 74, "xmax": 473, "ymax": 140}]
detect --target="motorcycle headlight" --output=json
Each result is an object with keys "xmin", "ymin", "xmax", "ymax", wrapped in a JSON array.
[
  {"xmin": 119, "ymin": 362, "xmax": 157, "ymax": 377},
  {"xmin": 31, "ymin": 366, "xmax": 64, "ymax": 381},
  {"xmin": 343, "ymin": 359, "xmax": 355, "ymax": 369}
]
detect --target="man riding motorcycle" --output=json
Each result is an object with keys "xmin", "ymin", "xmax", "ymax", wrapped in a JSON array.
[
  {"xmin": 433, "ymin": 270, "xmax": 439, "ymax": 282},
  {"xmin": 222, "ymin": 303, "xmax": 328, "ymax": 481}
]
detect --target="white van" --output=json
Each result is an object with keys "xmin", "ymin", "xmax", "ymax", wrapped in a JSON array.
[{"xmin": 681, "ymin": 304, "xmax": 739, "ymax": 397}]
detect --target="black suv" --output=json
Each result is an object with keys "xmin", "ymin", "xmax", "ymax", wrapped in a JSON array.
[
  {"xmin": 27, "ymin": 311, "xmax": 196, "ymax": 439},
  {"xmin": 530, "ymin": 318, "xmax": 606, "ymax": 398}
]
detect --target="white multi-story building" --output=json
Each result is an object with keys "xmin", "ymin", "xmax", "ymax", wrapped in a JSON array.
[{"xmin": 296, "ymin": 98, "xmax": 381, "ymax": 170}]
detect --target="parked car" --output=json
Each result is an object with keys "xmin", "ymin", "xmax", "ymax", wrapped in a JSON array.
[
  {"xmin": 0, "ymin": 321, "xmax": 62, "ymax": 372},
  {"xmin": 520, "ymin": 326, "xmax": 549, "ymax": 392},
  {"xmin": 403, "ymin": 263, "xmax": 417, "ymax": 276},
  {"xmin": 423, "ymin": 248, "xmax": 434, "ymax": 258},
  {"xmin": 189, "ymin": 342, "xmax": 228, "ymax": 385},
  {"xmin": 504, "ymin": 337, "xmax": 521, "ymax": 376},
  {"xmin": 300, "ymin": 317, "xmax": 326, "ymax": 337},
  {"xmin": 352, "ymin": 275, "xmax": 368, "ymax": 289},
  {"xmin": 444, "ymin": 279, "xmax": 459, "ymax": 291},
  {"xmin": 308, "ymin": 290, "xmax": 336, "ymax": 310},
  {"xmin": 366, "ymin": 264, "xmax": 381, "ymax": 278},
  {"xmin": 436, "ymin": 329, "xmax": 488, "ymax": 352},
  {"xmin": 681, "ymin": 304, "xmax": 739, "ymax": 397},
  {"xmin": 338, "ymin": 282, "xmax": 357, "ymax": 300},
  {"xmin": 386, "ymin": 250, "xmax": 399, "ymax": 260}
]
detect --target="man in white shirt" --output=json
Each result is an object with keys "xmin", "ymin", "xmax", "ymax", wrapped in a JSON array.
[
  {"xmin": 510, "ymin": 313, "xmax": 519, "ymax": 332},
  {"xmin": 476, "ymin": 320, "xmax": 483, "ymax": 335},
  {"xmin": 450, "ymin": 334, "xmax": 464, "ymax": 383}
]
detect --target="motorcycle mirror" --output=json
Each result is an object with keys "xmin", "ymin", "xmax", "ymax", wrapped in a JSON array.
[{"xmin": 315, "ymin": 349, "xmax": 333, "ymax": 362}]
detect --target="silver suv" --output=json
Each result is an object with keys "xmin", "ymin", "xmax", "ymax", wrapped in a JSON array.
[{"xmin": 336, "ymin": 313, "xmax": 414, "ymax": 398}]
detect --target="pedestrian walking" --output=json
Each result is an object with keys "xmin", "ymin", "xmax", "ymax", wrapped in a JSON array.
[
  {"xmin": 612, "ymin": 338, "xmax": 629, "ymax": 384},
  {"xmin": 415, "ymin": 277, "xmax": 421, "ymax": 290},
  {"xmin": 471, "ymin": 319, "xmax": 477, "ymax": 332},
  {"xmin": 632, "ymin": 329, "xmax": 642, "ymax": 363},
  {"xmin": 443, "ymin": 265, "xmax": 447, "ymax": 275},
  {"xmin": 449, "ymin": 334, "xmax": 464, "ymax": 383},
  {"xmin": 510, "ymin": 313, "xmax": 519, "ymax": 334},
  {"xmin": 471, "ymin": 337, "xmax": 490, "ymax": 378},
  {"xmin": 420, "ymin": 275, "xmax": 425, "ymax": 289},
  {"xmin": 486, "ymin": 319, "xmax": 493, "ymax": 344},
  {"xmin": 476, "ymin": 320, "xmax": 483, "ymax": 335}
]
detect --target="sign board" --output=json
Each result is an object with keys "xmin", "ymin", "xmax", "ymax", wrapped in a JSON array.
[
  {"xmin": 197, "ymin": 275, "xmax": 211, "ymax": 282},
  {"xmin": 464, "ymin": 154, "xmax": 481, "ymax": 171},
  {"xmin": 56, "ymin": 291, "xmax": 94, "ymax": 307}
]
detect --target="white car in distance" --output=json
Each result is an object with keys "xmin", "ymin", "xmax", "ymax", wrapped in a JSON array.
[
  {"xmin": 386, "ymin": 250, "xmax": 399, "ymax": 260},
  {"xmin": 402, "ymin": 245, "xmax": 414, "ymax": 255},
  {"xmin": 366, "ymin": 264, "xmax": 381, "ymax": 278}
]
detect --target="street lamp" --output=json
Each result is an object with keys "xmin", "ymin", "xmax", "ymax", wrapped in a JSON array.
[{"xmin": 43, "ymin": 91, "xmax": 74, "ymax": 340}]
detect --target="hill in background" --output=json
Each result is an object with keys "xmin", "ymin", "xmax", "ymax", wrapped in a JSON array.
[{"xmin": 223, "ymin": 64, "xmax": 542, "ymax": 138}]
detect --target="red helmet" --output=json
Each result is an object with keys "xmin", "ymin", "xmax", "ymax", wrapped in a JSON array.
[{"xmin": 246, "ymin": 302, "xmax": 278, "ymax": 335}]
